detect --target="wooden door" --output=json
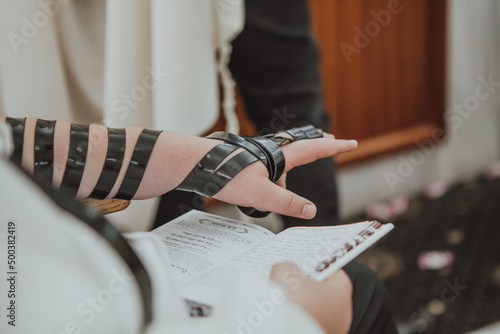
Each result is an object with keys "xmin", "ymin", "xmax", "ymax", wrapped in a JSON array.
[{"xmin": 309, "ymin": 0, "xmax": 447, "ymax": 165}]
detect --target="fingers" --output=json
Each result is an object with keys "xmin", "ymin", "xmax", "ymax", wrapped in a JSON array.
[
  {"xmin": 322, "ymin": 132, "xmax": 335, "ymax": 139},
  {"xmin": 323, "ymin": 269, "xmax": 354, "ymax": 296},
  {"xmin": 212, "ymin": 135, "xmax": 357, "ymax": 219},
  {"xmin": 213, "ymin": 161, "xmax": 315, "ymax": 218},
  {"xmin": 275, "ymin": 130, "xmax": 335, "ymax": 144},
  {"xmin": 276, "ymin": 173, "xmax": 287, "ymax": 188},
  {"xmin": 270, "ymin": 262, "xmax": 309, "ymax": 284},
  {"xmin": 215, "ymin": 162, "xmax": 317, "ymax": 219},
  {"xmin": 281, "ymin": 138, "xmax": 357, "ymax": 173},
  {"xmin": 262, "ymin": 137, "xmax": 355, "ymax": 218},
  {"xmin": 271, "ymin": 263, "xmax": 352, "ymax": 293},
  {"xmin": 254, "ymin": 180, "xmax": 317, "ymax": 219},
  {"xmin": 270, "ymin": 262, "xmax": 353, "ymax": 334}
]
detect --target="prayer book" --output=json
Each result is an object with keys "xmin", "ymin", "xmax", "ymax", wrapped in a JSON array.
[{"xmin": 151, "ymin": 210, "xmax": 393, "ymax": 309}]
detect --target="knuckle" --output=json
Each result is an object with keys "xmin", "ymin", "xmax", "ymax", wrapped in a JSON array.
[
  {"xmin": 282, "ymin": 194, "xmax": 297, "ymax": 214},
  {"xmin": 313, "ymin": 140, "xmax": 321, "ymax": 160}
]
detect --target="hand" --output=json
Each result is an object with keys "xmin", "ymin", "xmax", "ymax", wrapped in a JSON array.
[
  {"xmin": 270, "ymin": 262, "xmax": 353, "ymax": 334},
  {"xmin": 0, "ymin": 117, "xmax": 356, "ymax": 213},
  {"xmin": 212, "ymin": 133, "xmax": 357, "ymax": 219}
]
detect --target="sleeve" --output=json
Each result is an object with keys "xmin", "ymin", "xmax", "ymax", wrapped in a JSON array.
[{"xmin": 0, "ymin": 157, "xmax": 144, "ymax": 334}]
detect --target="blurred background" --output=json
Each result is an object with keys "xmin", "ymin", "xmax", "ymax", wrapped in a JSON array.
[
  {"xmin": 314, "ymin": 1, "xmax": 500, "ymax": 333},
  {"xmin": 217, "ymin": 0, "xmax": 500, "ymax": 333},
  {"xmin": 309, "ymin": 0, "xmax": 499, "ymax": 218}
]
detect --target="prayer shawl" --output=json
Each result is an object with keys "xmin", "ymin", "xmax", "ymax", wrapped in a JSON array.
[
  {"xmin": 0, "ymin": 0, "xmax": 242, "ymax": 134},
  {"xmin": 0, "ymin": 0, "xmax": 243, "ymax": 230}
]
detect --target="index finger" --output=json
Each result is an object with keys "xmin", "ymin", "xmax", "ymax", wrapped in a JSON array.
[{"xmin": 281, "ymin": 138, "xmax": 357, "ymax": 172}]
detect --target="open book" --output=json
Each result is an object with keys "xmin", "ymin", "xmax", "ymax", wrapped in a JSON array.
[{"xmin": 151, "ymin": 210, "xmax": 393, "ymax": 308}]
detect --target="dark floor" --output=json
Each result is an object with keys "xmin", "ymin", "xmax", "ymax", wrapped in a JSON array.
[{"xmin": 349, "ymin": 177, "xmax": 500, "ymax": 334}]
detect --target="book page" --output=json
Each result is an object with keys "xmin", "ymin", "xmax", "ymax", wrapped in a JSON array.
[
  {"xmin": 151, "ymin": 210, "xmax": 274, "ymax": 286},
  {"xmin": 180, "ymin": 221, "xmax": 392, "ymax": 305},
  {"xmin": 228, "ymin": 221, "xmax": 393, "ymax": 281}
]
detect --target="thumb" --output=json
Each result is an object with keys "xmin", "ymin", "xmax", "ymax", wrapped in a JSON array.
[
  {"xmin": 256, "ymin": 181, "xmax": 317, "ymax": 219},
  {"xmin": 270, "ymin": 262, "xmax": 309, "ymax": 282}
]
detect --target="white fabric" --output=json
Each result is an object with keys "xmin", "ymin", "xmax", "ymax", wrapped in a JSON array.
[
  {"xmin": 0, "ymin": 126, "xmax": 324, "ymax": 334},
  {"xmin": 0, "ymin": 158, "xmax": 144, "ymax": 334},
  {"xmin": 126, "ymin": 233, "xmax": 325, "ymax": 334},
  {"xmin": 0, "ymin": 0, "xmax": 242, "ymax": 133},
  {"xmin": 0, "ymin": 123, "xmax": 13, "ymax": 159},
  {"xmin": 0, "ymin": 0, "xmax": 244, "ymax": 230}
]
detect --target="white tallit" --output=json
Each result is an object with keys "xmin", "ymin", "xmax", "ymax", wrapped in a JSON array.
[
  {"xmin": 0, "ymin": 0, "xmax": 243, "ymax": 230},
  {"xmin": 0, "ymin": 0, "xmax": 241, "ymax": 134}
]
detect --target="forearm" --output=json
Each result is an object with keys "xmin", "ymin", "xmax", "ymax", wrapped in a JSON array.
[
  {"xmin": 1, "ymin": 116, "xmax": 213, "ymax": 200},
  {"xmin": 2, "ymin": 116, "xmax": 357, "ymax": 219}
]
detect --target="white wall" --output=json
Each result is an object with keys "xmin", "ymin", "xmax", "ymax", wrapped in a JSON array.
[{"xmin": 337, "ymin": 0, "xmax": 500, "ymax": 217}]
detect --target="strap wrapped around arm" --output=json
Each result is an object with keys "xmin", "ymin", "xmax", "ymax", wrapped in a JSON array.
[
  {"xmin": 5, "ymin": 117, "xmax": 25, "ymax": 166},
  {"xmin": 60, "ymin": 124, "xmax": 90, "ymax": 197},
  {"xmin": 34, "ymin": 119, "xmax": 56, "ymax": 184},
  {"xmin": 114, "ymin": 129, "xmax": 162, "ymax": 200},
  {"xmin": 88, "ymin": 128, "xmax": 126, "ymax": 200},
  {"xmin": 176, "ymin": 125, "xmax": 323, "ymax": 218}
]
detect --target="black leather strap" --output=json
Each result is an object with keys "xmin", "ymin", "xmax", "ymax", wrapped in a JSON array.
[
  {"xmin": 207, "ymin": 132, "xmax": 269, "ymax": 166},
  {"xmin": 269, "ymin": 135, "xmax": 293, "ymax": 146},
  {"xmin": 5, "ymin": 117, "xmax": 25, "ymax": 166},
  {"xmin": 237, "ymin": 127, "xmax": 323, "ymax": 218},
  {"xmin": 244, "ymin": 136, "xmax": 285, "ymax": 183},
  {"xmin": 198, "ymin": 150, "xmax": 259, "ymax": 197},
  {"xmin": 177, "ymin": 134, "xmax": 283, "ymax": 218},
  {"xmin": 176, "ymin": 125, "xmax": 323, "ymax": 218},
  {"xmin": 207, "ymin": 132, "xmax": 286, "ymax": 184},
  {"xmin": 285, "ymin": 125, "xmax": 323, "ymax": 141},
  {"xmin": 88, "ymin": 128, "xmax": 126, "ymax": 200},
  {"xmin": 176, "ymin": 141, "xmax": 239, "ymax": 195},
  {"xmin": 34, "ymin": 119, "xmax": 56, "ymax": 184},
  {"xmin": 60, "ymin": 124, "xmax": 90, "ymax": 197},
  {"xmin": 115, "ymin": 129, "xmax": 162, "ymax": 200}
]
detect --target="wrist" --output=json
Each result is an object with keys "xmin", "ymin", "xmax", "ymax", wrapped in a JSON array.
[{"xmin": 133, "ymin": 132, "xmax": 218, "ymax": 199}]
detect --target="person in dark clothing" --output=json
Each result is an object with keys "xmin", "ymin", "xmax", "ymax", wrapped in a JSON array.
[
  {"xmin": 229, "ymin": 0, "xmax": 338, "ymax": 228},
  {"xmin": 155, "ymin": 0, "xmax": 338, "ymax": 229}
]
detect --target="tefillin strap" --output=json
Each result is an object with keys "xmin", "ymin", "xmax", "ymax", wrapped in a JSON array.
[
  {"xmin": 34, "ymin": 119, "xmax": 56, "ymax": 184},
  {"xmin": 5, "ymin": 117, "xmax": 26, "ymax": 166},
  {"xmin": 60, "ymin": 124, "xmax": 90, "ymax": 197},
  {"xmin": 114, "ymin": 129, "xmax": 162, "ymax": 200},
  {"xmin": 284, "ymin": 125, "xmax": 323, "ymax": 141},
  {"xmin": 88, "ymin": 128, "xmax": 126, "ymax": 200},
  {"xmin": 176, "ymin": 125, "xmax": 324, "ymax": 218},
  {"xmin": 175, "ymin": 141, "xmax": 240, "ymax": 195}
]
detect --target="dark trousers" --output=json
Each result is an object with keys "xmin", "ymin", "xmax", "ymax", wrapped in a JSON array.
[{"xmin": 344, "ymin": 261, "xmax": 399, "ymax": 334}]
